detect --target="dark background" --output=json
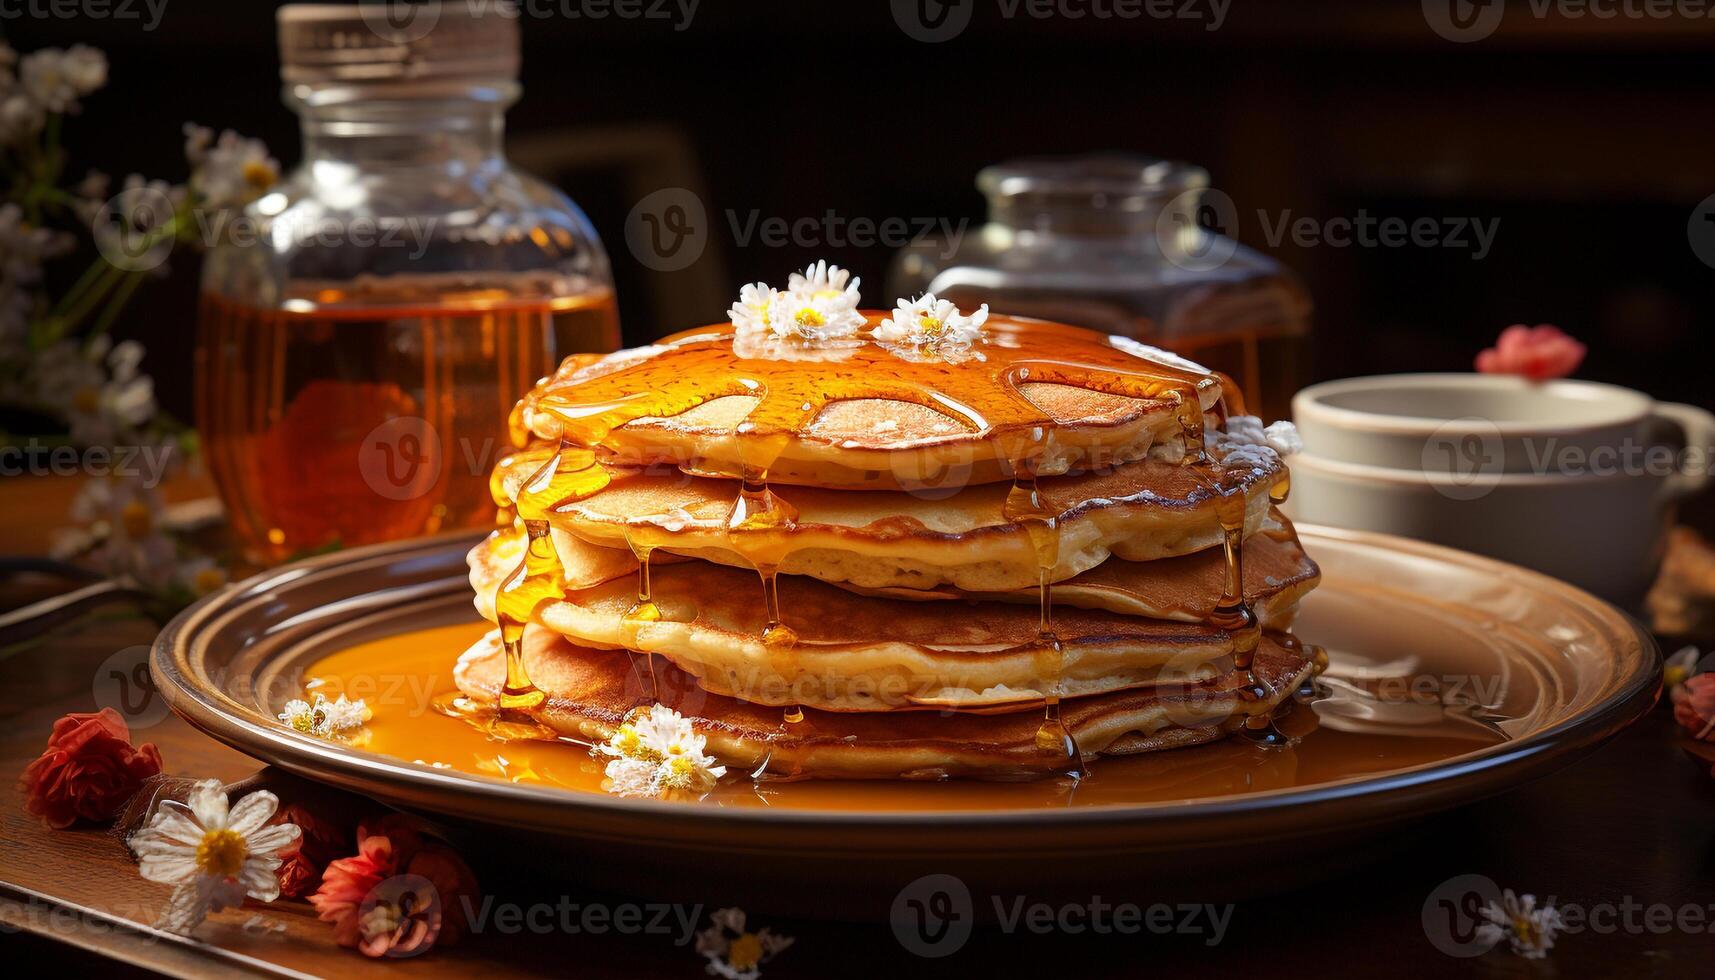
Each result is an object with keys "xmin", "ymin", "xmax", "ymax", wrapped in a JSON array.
[{"xmin": 8, "ymin": 0, "xmax": 1715, "ymax": 447}]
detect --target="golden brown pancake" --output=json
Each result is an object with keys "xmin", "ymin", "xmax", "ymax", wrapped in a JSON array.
[
  {"xmin": 500, "ymin": 510, "xmax": 1318, "ymax": 620},
  {"xmin": 513, "ymin": 317, "xmax": 1231, "ymax": 490},
  {"xmin": 494, "ymin": 440, "xmax": 1284, "ymax": 592},
  {"xmin": 468, "ymin": 531, "xmax": 1314, "ymax": 711},
  {"xmin": 453, "ymin": 627, "xmax": 1319, "ymax": 780}
]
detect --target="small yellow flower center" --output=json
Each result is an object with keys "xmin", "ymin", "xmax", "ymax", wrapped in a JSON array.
[
  {"xmin": 193, "ymin": 567, "xmax": 226, "ymax": 595},
  {"xmin": 242, "ymin": 160, "xmax": 277, "ymax": 190},
  {"xmin": 728, "ymin": 932, "xmax": 764, "ymax": 970},
  {"xmin": 195, "ymin": 828, "xmax": 248, "ymax": 878},
  {"xmin": 120, "ymin": 500, "xmax": 153, "ymax": 538},
  {"xmin": 73, "ymin": 386, "xmax": 102, "ymax": 414},
  {"xmin": 1513, "ymin": 916, "xmax": 1537, "ymax": 944},
  {"xmin": 917, "ymin": 314, "xmax": 944, "ymax": 336},
  {"xmin": 793, "ymin": 307, "xmax": 825, "ymax": 329}
]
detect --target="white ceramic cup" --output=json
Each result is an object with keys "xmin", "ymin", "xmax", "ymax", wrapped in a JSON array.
[{"xmin": 1286, "ymin": 373, "xmax": 1715, "ymax": 609}]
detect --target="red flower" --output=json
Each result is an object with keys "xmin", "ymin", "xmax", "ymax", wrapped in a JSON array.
[
  {"xmin": 309, "ymin": 813, "xmax": 479, "ymax": 958},
  {"xmin": 1674, "ymin": 674, "xmax": 1715, "ymax": 741},
  {"xmin": 271, "ymin": 803, "xmax": 349, "ymax": 899},
  {"xmin": 18, "ymin": 708, "xmax": 163, "ymax": 829},
  {"xmin": 1475, "ymin": 324, "xmax": 1586, "ymax": 381}
]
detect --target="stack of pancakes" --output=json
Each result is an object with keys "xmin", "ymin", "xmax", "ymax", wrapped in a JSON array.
[{"xmin": 459, "ymin": 313, "xmax": 1322, "ymax": 781}]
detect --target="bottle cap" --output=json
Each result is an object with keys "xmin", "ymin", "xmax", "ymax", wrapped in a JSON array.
[{"xmin": 277, "ymin": 3, "xmax": 520, "ymax": 90}]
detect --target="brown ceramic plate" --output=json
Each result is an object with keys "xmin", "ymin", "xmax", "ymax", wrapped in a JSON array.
[{"xmin": 151, "ymin": 526, "xmax": 1659, "ymax": 914}]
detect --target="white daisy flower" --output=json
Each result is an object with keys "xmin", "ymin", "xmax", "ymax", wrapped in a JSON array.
[
  {"xmin": 1475, "ymin": 889, "xmax": 1564, "ymax": 960},
  {"xmin": 0, "ymin": 93, "xmax": 44, "ymax": 145},
  {"xmin": 874, "ymin": 293, "xmax": 989, "ymax": 354},
  {"xmin": 19, "ymin": 45, "xmax": 106, "ymax": 113},
  {"xmin": 190, "ymin": 128, "xmax": 279, "ymax": 211},
  {"xmin": 129, "ymin": 779, "xmax": 301, "ymax": 935},
  {"xmin": 61, "ymin": 473, "xmax": 181, "ymax": 590},
  {"xmin": 727, "ymin": 281, "xmax": 775, "ymax": 336},
  {"xmin": 277, "ymin": 692, "xmax": 368, "ymax": 738},
  {"xmin": 763, "ymin": 284, "xmax": 865, "ymax": 342},
  {"xmin": 595, "ymin": 703, "xmax": 726, "ymax": 798},
  {"xmin": 729, "ymin": 262, "xmax": 865, "ymax": 344},
  {"xmin": 602, "ymin": 757, "xmax": 660, "ymax": 799},
  {"xmin": 786, "ymin": 259, "xmax": 861, "ymax": 306}
]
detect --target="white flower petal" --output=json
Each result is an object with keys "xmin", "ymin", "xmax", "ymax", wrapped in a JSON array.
[
  {"xmin": 185, "ymin": 778, "xmax": 229, "ymax": 830},
  {"xmin": 244, "ymin": 822, "xmax": 301, "ymax": 857},
  {"xmin": 224, "ymin": 789, "xmax": 279, "ymax": 836},
  {"xmin": 155, "ymin": 879, "xmax": 215, "ymax": 935}
]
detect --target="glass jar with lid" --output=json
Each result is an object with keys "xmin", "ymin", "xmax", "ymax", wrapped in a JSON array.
[
  {"xmin": 887, "ymin": 156, "xmax": 1309, "ymax": 420},
  {"xmin": 198, "ymin": 4, "xmax": 618, "ymax": 564}
]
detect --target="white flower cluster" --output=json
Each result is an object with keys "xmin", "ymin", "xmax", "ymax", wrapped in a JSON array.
[
  {"xmin": 1475, "ymin": 889, "xmax": 1564, "ymax": 960},
  {"xmin": 729, "ymin": 260, "xmax": 866, "ymax": 343},
  {"xmin": 874, "ymin": 293, "xmax": 989, "ymax": 359},
  {"xmin": 1209, "ymin": 416, "xmax": 1300, "ymax": 475},
  {"xmin": 725, "ymin": 262, "xmax": 995, "ymax": 361},
  {"xmin": 0, "ymin": 43, "xmax": 107, "ymax": 145},
  {"xmin": 695, "ymin": 907, "xmax": 794, "ymax": 980},
  {"xmin": 596, "ymin": 703, "xmax": 726, "ymax": 799},
  {"xmin": 278, "ymin": 692, "xmax": 368, "ymax": 739},
  {"xmin": 184, "ymin": 123, "xmax": 280, "ymax": 212}
]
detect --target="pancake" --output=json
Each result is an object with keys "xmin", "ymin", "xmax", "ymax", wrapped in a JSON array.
[
  {"xmin": 494, "ymin": 436, "xmax": 1285, "ymax": 593},
  {"xmin": 853, "ymin": 513, "xmax": 1318, "ymax": 620},
  {"xmin": 469, "ymin": 530, "xmax": 1314, "ymax": 711},
  {"xmin": 513, "ymin": 317, "xmax": 1232, "ymax": 491},
  {"xmin": 510, "ymin": 509, "xmax": 1318, "ymax": 620},
  {"xmin": 453, "ymin": 626, "xmax": 1320, "ymax": 780}
]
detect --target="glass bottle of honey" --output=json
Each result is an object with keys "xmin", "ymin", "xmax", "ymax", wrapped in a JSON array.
[
  {"xmin": 887, "ymin": 156, "xmax": 1310, "ymax": 420},
  {"xmin": 197, "ymin": 4, "xmax": 618, "ymax": 564}
]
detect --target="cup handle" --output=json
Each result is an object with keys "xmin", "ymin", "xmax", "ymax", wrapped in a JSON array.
[{"xmin": 1651, "ymin": 401, "xmax": 1715, "ymax": 501}]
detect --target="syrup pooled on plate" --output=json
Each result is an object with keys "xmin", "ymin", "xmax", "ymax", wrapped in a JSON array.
[
  {"xmin": 470, "ymin": 312, "xmax": 1295, "ymax": 778},
  {"xmin": 309, "ymin": 622, "xmax": 1498, "ymax": 809}
]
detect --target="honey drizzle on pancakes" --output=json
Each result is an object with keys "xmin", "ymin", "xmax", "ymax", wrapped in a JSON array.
[{"xmin": 482, "ymin": 315, "xmax": 1276, "ymax": 770}]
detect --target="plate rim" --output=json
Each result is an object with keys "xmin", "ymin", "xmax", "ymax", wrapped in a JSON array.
[{"xmin": 151, "ymin": 525, "xmax": 1662, "ymax": 832}]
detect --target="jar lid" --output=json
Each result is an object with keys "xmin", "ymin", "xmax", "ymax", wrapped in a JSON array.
[
  {"xmin": 277, "ymin": 3, "xmax": 520, "ymax": 88},
  {"xmin": 978, "ymin": 155, "xmax": 1208, "ymax": 210}
]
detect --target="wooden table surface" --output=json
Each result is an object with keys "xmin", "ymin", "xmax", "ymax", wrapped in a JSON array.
[{"xmin": 3, "ymin": 476, "xmax": 1713, "ymax": 978}]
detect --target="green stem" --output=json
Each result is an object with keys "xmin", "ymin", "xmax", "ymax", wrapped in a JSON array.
[
  {"xmin": 36, "ymin": 260, "xmax": 128, "ymax": 347},
  {"xmin": 86, "ymin": 271, "xmax": 146, "ymax": 341}
]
